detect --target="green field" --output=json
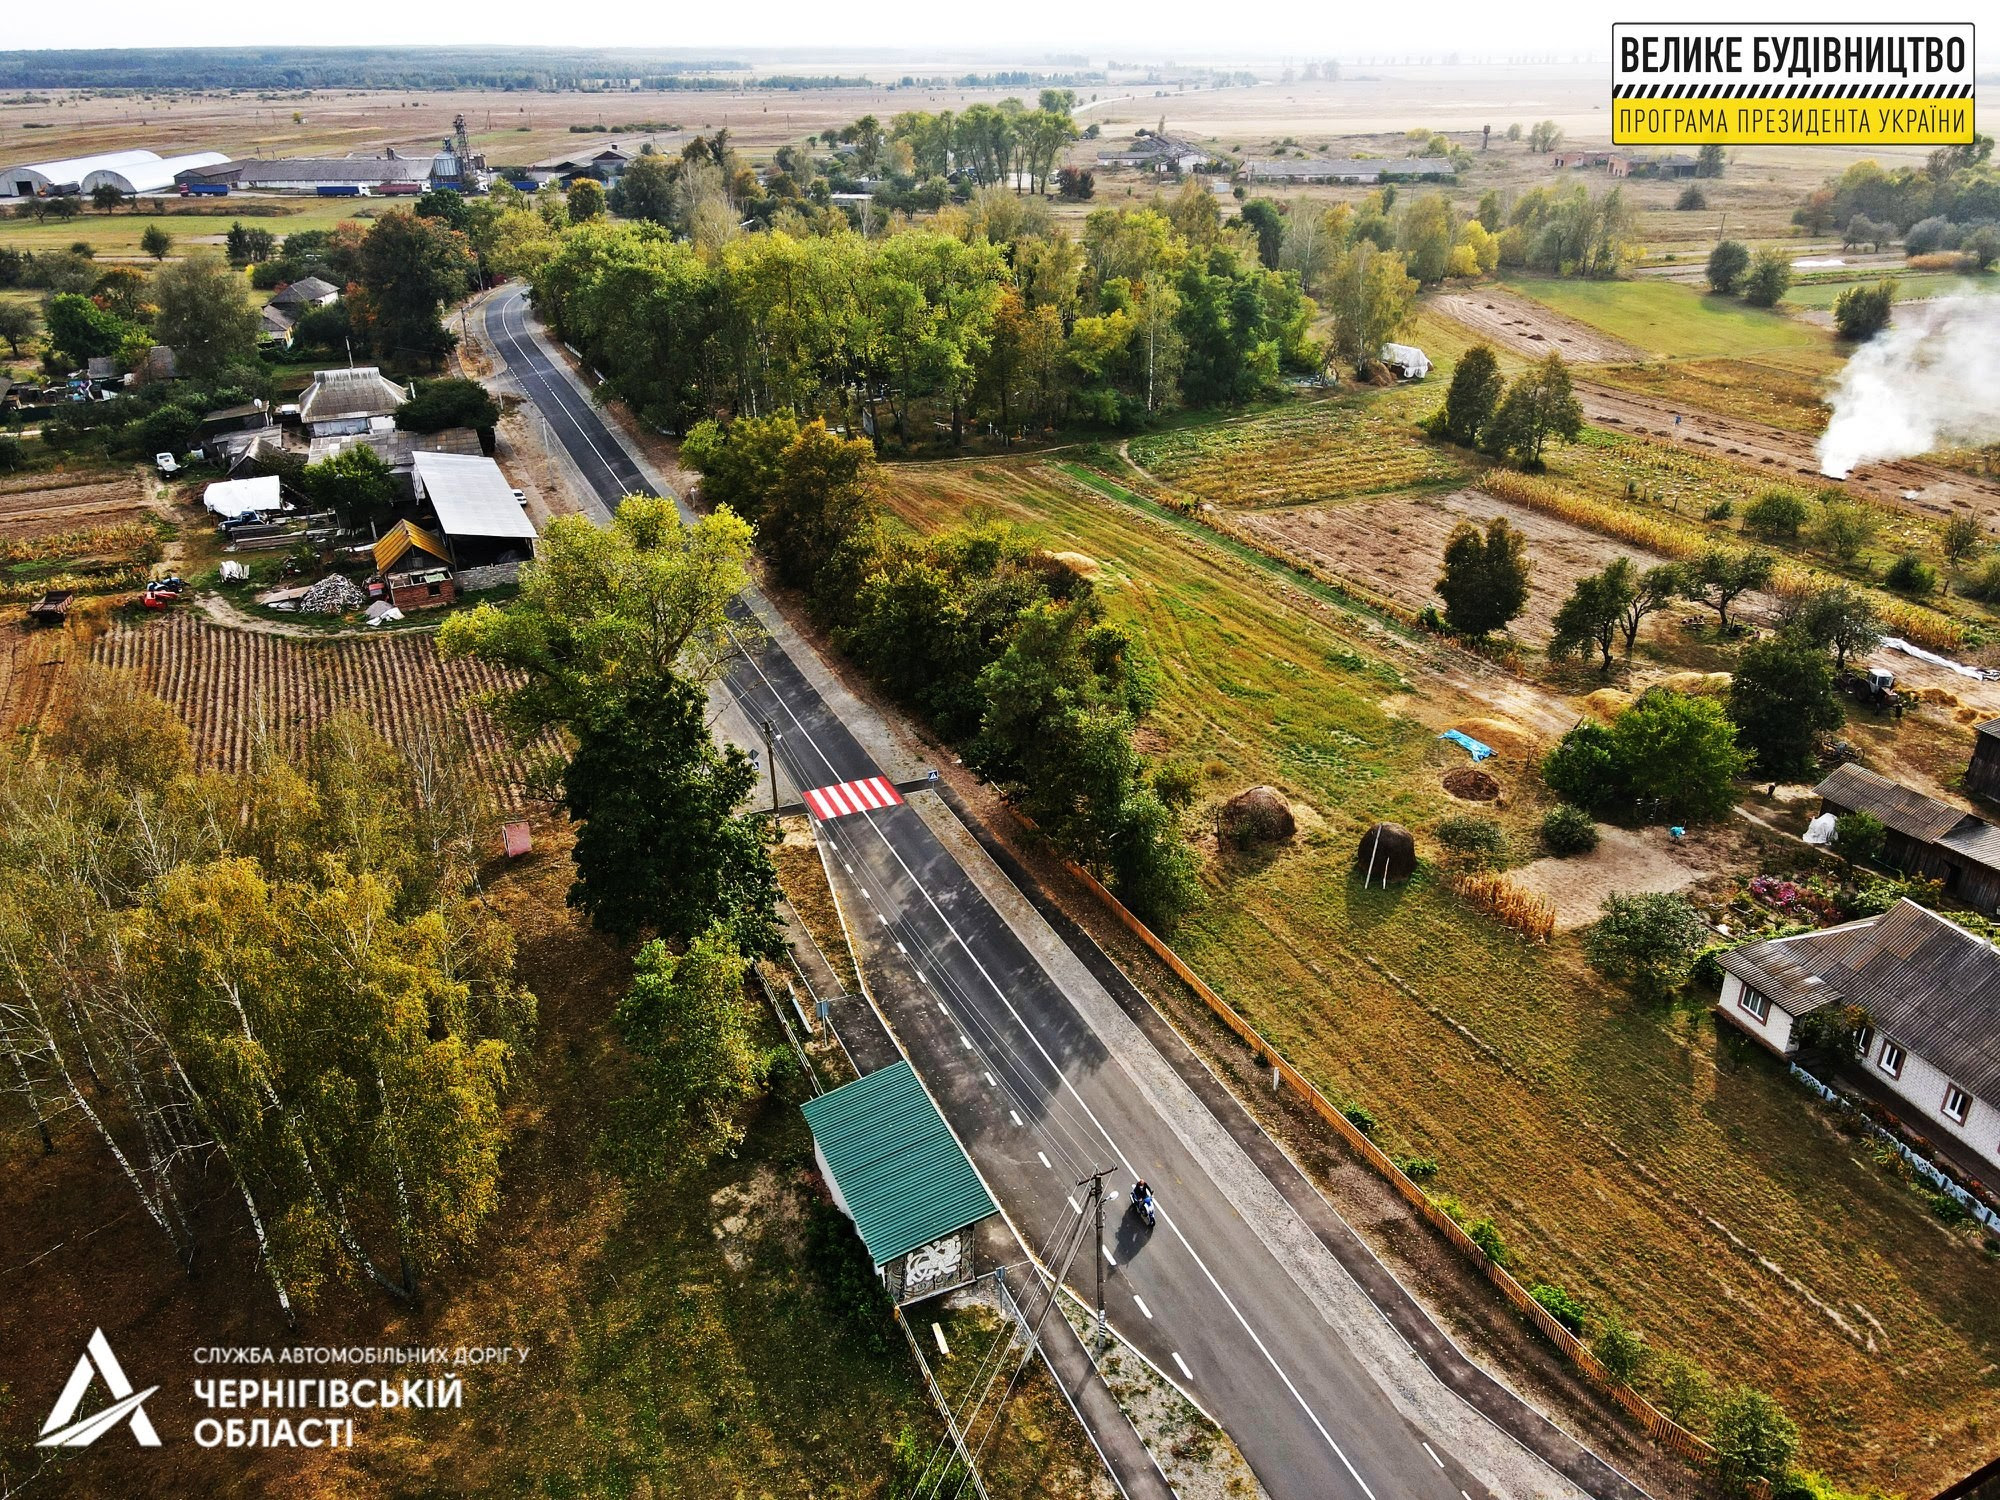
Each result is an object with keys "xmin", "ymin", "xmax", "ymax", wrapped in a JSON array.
[
  {"xmin": 0, "ymin": 198, "xmax": 367, "ymax": 258},
  {"xmin": 1785, "ymin": 268, "xmax": 1999, "ymax": 310},
  {"xmin": 880, "ymin": 450, "xmax": 2000, "ymax": 1493},
  {"xmin": 1504, "ymin": 275, "xmax": 1837, "ymax": 362}
]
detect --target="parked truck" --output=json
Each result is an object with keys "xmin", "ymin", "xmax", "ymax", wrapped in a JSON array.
[
  {"xmin": 180, "ymin": 182, "xmax": 230, "ymax": 197},
  {"xmin": 314, "ymin": 184, "xmax": 371, "ymax": 197}
]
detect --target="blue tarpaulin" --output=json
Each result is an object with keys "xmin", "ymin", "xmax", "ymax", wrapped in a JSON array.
[{"xmin": 1438, "ymin": 730, "xmax": 1494, "ymax": 762}]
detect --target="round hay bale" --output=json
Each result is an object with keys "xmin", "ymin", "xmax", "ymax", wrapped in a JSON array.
[
  {"xmin": 1658, "ymin": 670, "xmax": 1730, "ymax": 696},
  {"xmin": 1052, "ymin": 550, "xmax": 1102, "ymax": 578},
  {"xmin": 1442, "ymin": 765, "xmax": 1501, "ymax": 802},
  {"xmin": 1583, "ymin": 687, "xmax": 1633, "ymax": 721},
  {"xmin": 1355, "ymin": 822, "xmax": 1417, "ymax": 884},
  {"xmin": 1455, "ymin": 716, "xmax": 1537, "ymax": 758},
  {"xmin": 1219, "ymin": 785, "xmax": 1296, "ymax": 848}
]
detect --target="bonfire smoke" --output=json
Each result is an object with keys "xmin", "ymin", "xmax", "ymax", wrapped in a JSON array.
[{"xmin": 1817, "ymin": 295, "xmax": 2000, "ymax": 478}]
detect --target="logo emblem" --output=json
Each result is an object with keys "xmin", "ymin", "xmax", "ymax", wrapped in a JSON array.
[{"xmin": 37, "ymin": 1329, "xmax": 160, "ymax": 1448}]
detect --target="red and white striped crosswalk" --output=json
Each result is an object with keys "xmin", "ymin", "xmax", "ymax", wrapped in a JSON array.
[{"xmin": 803, "ymin": 775, "xmax": 905, "ymax": 821}]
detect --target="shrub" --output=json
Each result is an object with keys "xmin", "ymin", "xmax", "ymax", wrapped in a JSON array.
[
  {"xmin": 1540, "ymin": 803, "xmax": 1599, "ymax": 856},
  {"xmin": 1394, "ymin": 1154, "xmax": 1439, "ymax": 1182},
  {"xmin": 1593, "ymin": 1320, "xmax": 1648, "ymax": 1384},
  {"xmin": 1341, "ymin": 1104, "xmax": 1377, "ymax": 1135},
  {"xmin": 1883, "ymin": 552, "xmax": 1938, "ymax": 595},
  {"xmin": 1676, "ymin": 185, "xmax": 1707, "ymax": 211},
  {"xmin": 1657, "ymin": 1354, "xmax": 1715, "ymax": 1427},
  {"xmin": 0, "ymin": 435, "xmax": 22, "ymax": 473},
  {"xmin": 1712, "ymin": 1388, "xmax": 1800, "ymax": 1495},
  {"xmin": 1942, "ymin": 513, "xmax": 1985, "ymax": 565},
  {"xmin": 1832, "ymin": 280, "xmax": 1895, "ymax": 340},
  {"xmin": 1585, "ymin": 891, "xmax": 1708, "ymax": 1000},
  {"xmin": 1833, "ymin": 809, "xmax": 1886, "ymax": 867},
  {"xmin": 1706, "ymin": 238, "xmax": 1750, "ymax": 294},
  {"xmin": 1742, "ymin": 487, "xmax": 1809, "ymax": 540},
  {"xmin": 1467, "ymin": 1216, "xmax": 1510, "ymax": 1266},
  {"xmin": 1689, "ymin": 942, "xmax": 1733, "ymax": 992},
  {"xmin": 1741, "ymin": 249, "xmax": 1792, "ymax": 308},
  {"xmin": 1435, "ymin": 813, "xmax": 1506, "ymax": 865},
  {"xmin": 1963, "ymin": 556, "xmax": 2000, "ymax": 602},
  {"xmin": 1929, "ymin": 1188, "xmax": 1973, "ymax": 1225},
  {"xmin": 1530, "ymin": 1281, "xmax": 1588, "ymax": 1335}
]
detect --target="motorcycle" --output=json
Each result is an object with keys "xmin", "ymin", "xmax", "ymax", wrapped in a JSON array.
[{"xmin": 1130, "ymin": 1181, "xmax": 1156, "ymax": 1231}]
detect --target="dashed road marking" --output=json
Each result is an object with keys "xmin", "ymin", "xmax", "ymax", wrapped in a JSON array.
[
  {"xmin": 896, "ymin": 942, "xmax": 906, "ymax": 954},
  {"xmin": 1423, "ymin": 1443, "xmax": 1444, "ymax": 1470},
  {"xmin": 1068, "ymin": 1196, "xmax": 1081, "ymax": 1214},
  {"xmin": 1037, "ymin": 1151, "xmax": 1052, "ymax": 1169},
  {"xmin": 958, "ymin": 1034, "xmax": 972, "ymax": 1049},
  {"xmin": 1171, "ymin": 1352, "xmax": 1192, "ymax": 1380},
  {"xmin": 983, "ymin": 1071, "xmax": 996, "ymax": 1088},
  {"xmin": 1133, "ymin": 1296, "xmax": 1152, "ymax": 1319},
  {"xmin": 1010, "ymin": 1110, "xmax": 1023, "ymax": 1127},
  {"xmin": 1102, "ymin": 1245, "xmax": 1116, "ymax": 1267}
]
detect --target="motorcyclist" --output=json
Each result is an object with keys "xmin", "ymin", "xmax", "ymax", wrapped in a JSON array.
[{"xmin": 1131, "ymin": 1179, "xmax": 1155, "ymax": 1227}]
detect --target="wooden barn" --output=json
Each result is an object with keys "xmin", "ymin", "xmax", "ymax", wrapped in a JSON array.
[{"xmin": 1816, "ymin": 762, "xmax": 2000, "ymax": 914}]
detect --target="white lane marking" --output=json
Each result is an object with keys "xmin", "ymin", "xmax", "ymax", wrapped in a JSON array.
[
  {"xmin": 984, "ymin": 1071, "xmax": 997, "ymax": 1088},
  {"xmin": 896, "ymin": 942, "xmax": 906, "ymax": 955},
  {"xmin": 1423, "ymin": 1442, "xmax": 1444, "ymax": 1470},
  {"xmin": 1068, "ymin": 1196, "xmax": 1081, "ymax": 1214},
  {"xmin": 1011, "ymin": 1110, "xmax": 1024, "ymax": 1127},
  {"xmin": 1134, "ymin": 1296, "xmax": 1153, "ymax": 1320},
  {"xmin": 844, "ymin": 862, "xmax": 852, "ymax": 874},
  {"xmin": 494, "ymin": 293, "xmax": 636, "ymax": 494},
  {"xmin": 1171, "ymin": 1352, "xmax": 1192, "ymax": 1380},
  {"xmin": 705, "ymin": 404, "xmax": 1390, "ymax": 1500},
  {"xmin": 959, "ymin": 1034, "xmax": 972, "ymax": 1049},
  {"xmin": 933, "ymin": 1324, "xmax": 950, "ymax": 1357},
  {"xmin": 858, "ymin": 886, "xmax": 869, "ymax": 899},
  {"xmin": 1037, "ymin": 1151, "xmax": 1052, "ymax": 1169},
  {"xmin": 914, "ymin": 969, "xmax": 925, "ymax": 984},
  {"xmin": 877, "ymin": 914, "xmax": 889, "ymax": 927},
  {"xmin": 1102, "ymin": 1245, "xmax": 1116, "ymax": 1267}
]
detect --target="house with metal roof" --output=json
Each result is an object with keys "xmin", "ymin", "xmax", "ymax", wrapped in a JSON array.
[
  {"xmin": 799, "ymin": 1060, "xmax": 998, "ymax": 1304},
  {"xmin": 1241, "ymin": 155, "xmax": 1456, "ymax": 184},
  {"xmin": 372, "ymin": 520, "xmax": 458, "ymax": 611},
  {"xmin": 299, "ymin": 366, "xmax": 410, "ymax": 438},
  {"xmin": 410, "ymin": 451, "xmax": 536, "ymax": 580},
  {"xmin": 1718, "ymin": 900, "xmax": 2000, "ymax": 1173},
  {"xmin": 1097, "ymin": 134, "xmax": 1206, "ymax": 173},
  {"xmin": 1964, "ymin": 719, "xmax": 2000, "ymax": 803},
  {"xmin": 1814, "ymin": 762, "xmax": 2000, "ymax": 913}
]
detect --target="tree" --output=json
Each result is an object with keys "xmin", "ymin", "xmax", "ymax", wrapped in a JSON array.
[
  {"xmin": 1657, "ymin": 1357, "xmax": 1714, "ymax": 1426},
  {"xmin": 1696, "ymin": 143, "xmax": 1727, "ymax": 178},
  {"xmin": 1778, "ymin": 584, "xmax": 1880, "ymax": 671},
  {"xmin": 1434, "ymin": 516, "xmax": 1531, "ymax": 637},
  {"xmin": 760, "ymin": 420, "xmax": 883, "ymax": 605},
  {"xmin": 353, "ymin": 209, "xmax": 479, "ymax": 367},
  {"xmin": 1832, "ymin": 280, "xmax": 1895, "ymax": 340},
  {"xmin": 1712, "ymin": 1389, "xmax": 1799, "ymax": 1496},
  {"xmin": 1055, "ymin": 167, "xmax": 1095, "ymax": 200},
  {"xmin": 1728, "ymin": 637, "xmax": 1844, "ymax": 776},
  {"xmin": 395, "ymin": 375, "xmax": 500, "ymax": 439},
  {"xmin": 1396, "ymin": 192, "xmax": 1455, "ymax": 286},
  {"xmin": 566, "ymin": 177, "xmax": 607, "ymax": 222},
  {"xmin": 1617, "ymin": 688, "xmax": 1746, "ymax": 821},
  {"xmin": 1617, "ymin": 563, "xmax": 1683, "ymax": 655},
  {"xmin": 43, "ymin": 290, "xmax": 131, "ymax": 365},
  {"xmin": 1527, "ymin": 120, "xmax": 1564, "ymax": 153},
  {"xmin": 1675, "ymin": 186, "xmax": 1707, "ymax": 211},
  {"xmin": 1238, "ymin": 198, "xmax": 1286, "ymax": 271},
  {"xmin": 1943, "ymin": 513, "xmax": 1985, "ymax": 565},
  {"xmin": 1810, "ymin": 500, "xmax": 1876, "ymax": 563},
  {"xmin": 1683, "ymin": 548, "xmax": 1775, "ymax": 631},
  {"xmin": 1742, "ymin": 488, "xmax": 1808, "ymax": 540},
  {"xmin": 1484, "ymin": 352, "xmax": 1583, "ymax": 467},
  {"xmin": 1593, "ymin": 1321, "xmax": 1649, "ymax": 1385},
  {"xmin": 1435, "ymin": 343, "xmax": 1502, "ymax": 448},
  {"xmin": 413, "ymin": 187, "xmax": 469, "ymax": 230},
  {"xmin": 0, "ymin": 299, "xmax": 36, "ymax": 356},
  {"xmin": 1540, "ymin": 804, "xmax": 1600, "ymax": 856},
  {"xmin": 1322, "ymin": 241, "xmax": 1416, "ymax": 376},
  {"xmin": 90, "ymin": 183, "xmax": 127, "ymax": 214},
  {"xmin": 562, "ymin": 679, "xmax": 779, "ymax": 951},
  {"xmin": 1585, "ymin": 892, "xmax": 1708, "ymax": 1000},
  {"xmin": 1833, "ymin": 810, "xmax": 1887, "ymax": 868},
  {"xmin": 301, "ymin": 443, "xmax": 398, "ymax": 529},
  {"xmin": 1741, "ymin": 249, "xmax": 1792, "ymax": 308},
  {"xmin": 1706, "ymin": 239, "xmax": 1750, "ymax": 294},
  {"xmin": 615, "ymin": 153, "xmax": 676, "ymax": 225},
  {"xmin": 1883, "ymin": 552, "xmax": 1937, "ymax": 595},
  {"xmin": 1550, "ymin": 559, "xmax": 1634, "ymax": 673},
  {"xmin": 615, "ymin": 927, "xmax": 770, "ymax": 1167},
  {"xmin": 439, "ymin": 498, "xmax": 754, "ymax": 736},
  {"xmin": 140, "ymin": 223, "xmax": 173, "ymax": 261},
  {"xmin": 151, "ymin": 252, "xmax": 262, "ymax": 379}
]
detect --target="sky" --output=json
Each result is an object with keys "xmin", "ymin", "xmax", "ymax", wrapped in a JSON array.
[{"xmin": 3, "ymin": 0, "xmax": 1963, "ymax": 58}]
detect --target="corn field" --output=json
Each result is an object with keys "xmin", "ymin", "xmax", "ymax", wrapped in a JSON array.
[
  {"xmin": 1477, "ymin": 471, "xmax": 1967, "ymax": 653},
  {"xmin": 92, "ymin": 614, "xmax": 556, "ymax": 807},
  {"xmin": 1446, "ymin": 870, "xmax": 1557, "ymax": 943}
]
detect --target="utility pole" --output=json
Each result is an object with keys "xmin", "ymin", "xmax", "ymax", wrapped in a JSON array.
[
  {"xmin": 760, "ymin": 717, "xmax": 782, "ymax": 840},
  {"xmin": 1079, "ymin": 1168, "xmax": 1110, "ymax": 1351}
]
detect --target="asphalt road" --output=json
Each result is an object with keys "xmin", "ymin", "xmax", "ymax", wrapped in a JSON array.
[{"xmin": 482, "ymin": 283, "xmax": 1609, "ymax": 1500}]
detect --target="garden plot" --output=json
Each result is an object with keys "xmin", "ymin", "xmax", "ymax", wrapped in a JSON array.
[
  {"xmin": 0, "ymin": 469, "xmax": 152, "ymax": 539},
  {"xmin": 1128, "ymin": 391, "xmax": 1466, "ymax": 508},
  {"xmin": 1235, "ymin": 488, "xmax": 1686, "ymax": 645},
  {"xmin": 1428, "ymin": 287, "xmax": 1643, "ymax": 364}
]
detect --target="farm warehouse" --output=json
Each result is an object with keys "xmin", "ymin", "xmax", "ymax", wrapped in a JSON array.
[
  {"xmin": 91, "ymin": 614, "xmax": 554, "ymax": 807},
  {"xmin": 2, "ymin": 148, "xmax": 160, "ymax": 197}
]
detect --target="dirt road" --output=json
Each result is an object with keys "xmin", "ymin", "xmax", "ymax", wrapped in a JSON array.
[{"xmin": 1429, "ymin": 288, "xmax": 1644, "ymax": 363}]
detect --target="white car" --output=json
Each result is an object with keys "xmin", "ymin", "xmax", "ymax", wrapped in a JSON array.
[
  {"xmin": 154, "ymin": 452, "xmax": 179, "ymax": 476},
  {"xmin": 512, "ymin": 488, "xmax": 528, "ymax": 506}
]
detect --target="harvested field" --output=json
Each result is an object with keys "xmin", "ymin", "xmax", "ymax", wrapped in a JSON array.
[
  {"xmin": 1428, "ymin": 287, "xmax": 1643, "ymax": 364},
  {"xmin": 1587, "ymin": 358, "xmax": 1831, "ymax": 437},
  {"xmin": 92, "ymin": 613, "xmax": 553, "ymax": 805},
  {"xmin": 0, "ymin": 469, "xmax": 152, "ymax": 539},
  {"xmin": 0, "ymin": 613, "xmax": 85, "ymax": 743},
  {"xmin": 1234, "ymin": 487, "xmax": 1685, "ymax": 646},
  {"xmin": 1128, "ymin": 388, "xmax": 1465, "ymax": 508}
]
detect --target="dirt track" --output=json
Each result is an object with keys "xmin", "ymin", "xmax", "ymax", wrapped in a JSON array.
[{"xmin": 1430, "ymin": 288, "xmax": 1644, "ymax": 363}]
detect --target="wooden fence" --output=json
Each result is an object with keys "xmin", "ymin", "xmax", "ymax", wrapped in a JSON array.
[{"xmin": 1033, "ymin": 827, "xmax": 1755, "ymax": 1490}]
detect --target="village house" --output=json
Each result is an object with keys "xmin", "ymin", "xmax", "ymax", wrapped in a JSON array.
[
  {"xmin": 411, "ymin": 451, "xmax": 537, "ymax": 587},
  {"xmin": 1717, "ymin": 899, "xmax": 2000, "ymax": 1175},
  {"xmin": 372, "ymin": 520, "xmax": 458, "ymax": 611},
  {"xmin": 1964, "ymin": 719, "xmax": 2000, "ymax": 802},
  {"xmin": 1097, "ymin": 133, "xmax": 1206, "ymax": 174},
  {"xmin": 299, "ymin": 366, "xmax": 410, "ymax": 440},
  {"xmin": 1814, "ymin": 762, "xmax": 2000, "ymax": 914}
]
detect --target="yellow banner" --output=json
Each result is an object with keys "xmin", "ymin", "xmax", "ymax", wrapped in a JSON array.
[{"xmin": 1614, "ymin": 98, "xmax": 1974, "ymax": 146}]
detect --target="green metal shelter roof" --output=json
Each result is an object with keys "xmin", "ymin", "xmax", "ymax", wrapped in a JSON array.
[{"xmin": 800, "ymin": 1060, "xmax": 997, "ymax": 1267}]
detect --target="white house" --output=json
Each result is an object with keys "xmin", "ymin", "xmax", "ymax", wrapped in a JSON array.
[{"xmin": 1718, "ymin": 899, "xmax": 2000, "ymax": 1173}]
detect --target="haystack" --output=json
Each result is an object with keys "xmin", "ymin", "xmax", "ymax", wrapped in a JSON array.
[
  {"xmin": 1220, "ymin": 785, "xmax": 1296, "ymax": 847},
  {"xmin": 1583, "ymin": 687, "xmax": 1633, "ymax": 721},
  {"xmin": 1455, "ymin": 717, "xmax": 1536, "ymax": 758},
  {"xmin": 1355, "ymin": 822, "xmax": 1416, "ymax": 885}
]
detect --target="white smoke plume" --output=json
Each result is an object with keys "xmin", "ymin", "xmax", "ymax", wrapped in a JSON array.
[{"xmin": 1817, "ymin": 294, "xmax": 2000, "ymax": 478}]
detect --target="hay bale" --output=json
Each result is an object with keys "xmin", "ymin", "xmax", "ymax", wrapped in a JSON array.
[
  {"xmin": 1355, "ymin": 822, "xmax": 1416, "ymax": 885},
  {"xmin": 1583, "ymin": 687, "xmax": 1633, "ymax": 721},
  {"xmin": 299, "ymin": 573, "xmax": 368, "ymax": 615},
  {"xmin": 1220, "ymin": 785, "xmax": 1296, "ymax": 847},
  {"xmin": 1659, "ymin": 671, "xmax": 1731, "ymax": 696},
  {"xmin": 1442, "ymin": 765, "xmax": 1501, "ymax": 802}
]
